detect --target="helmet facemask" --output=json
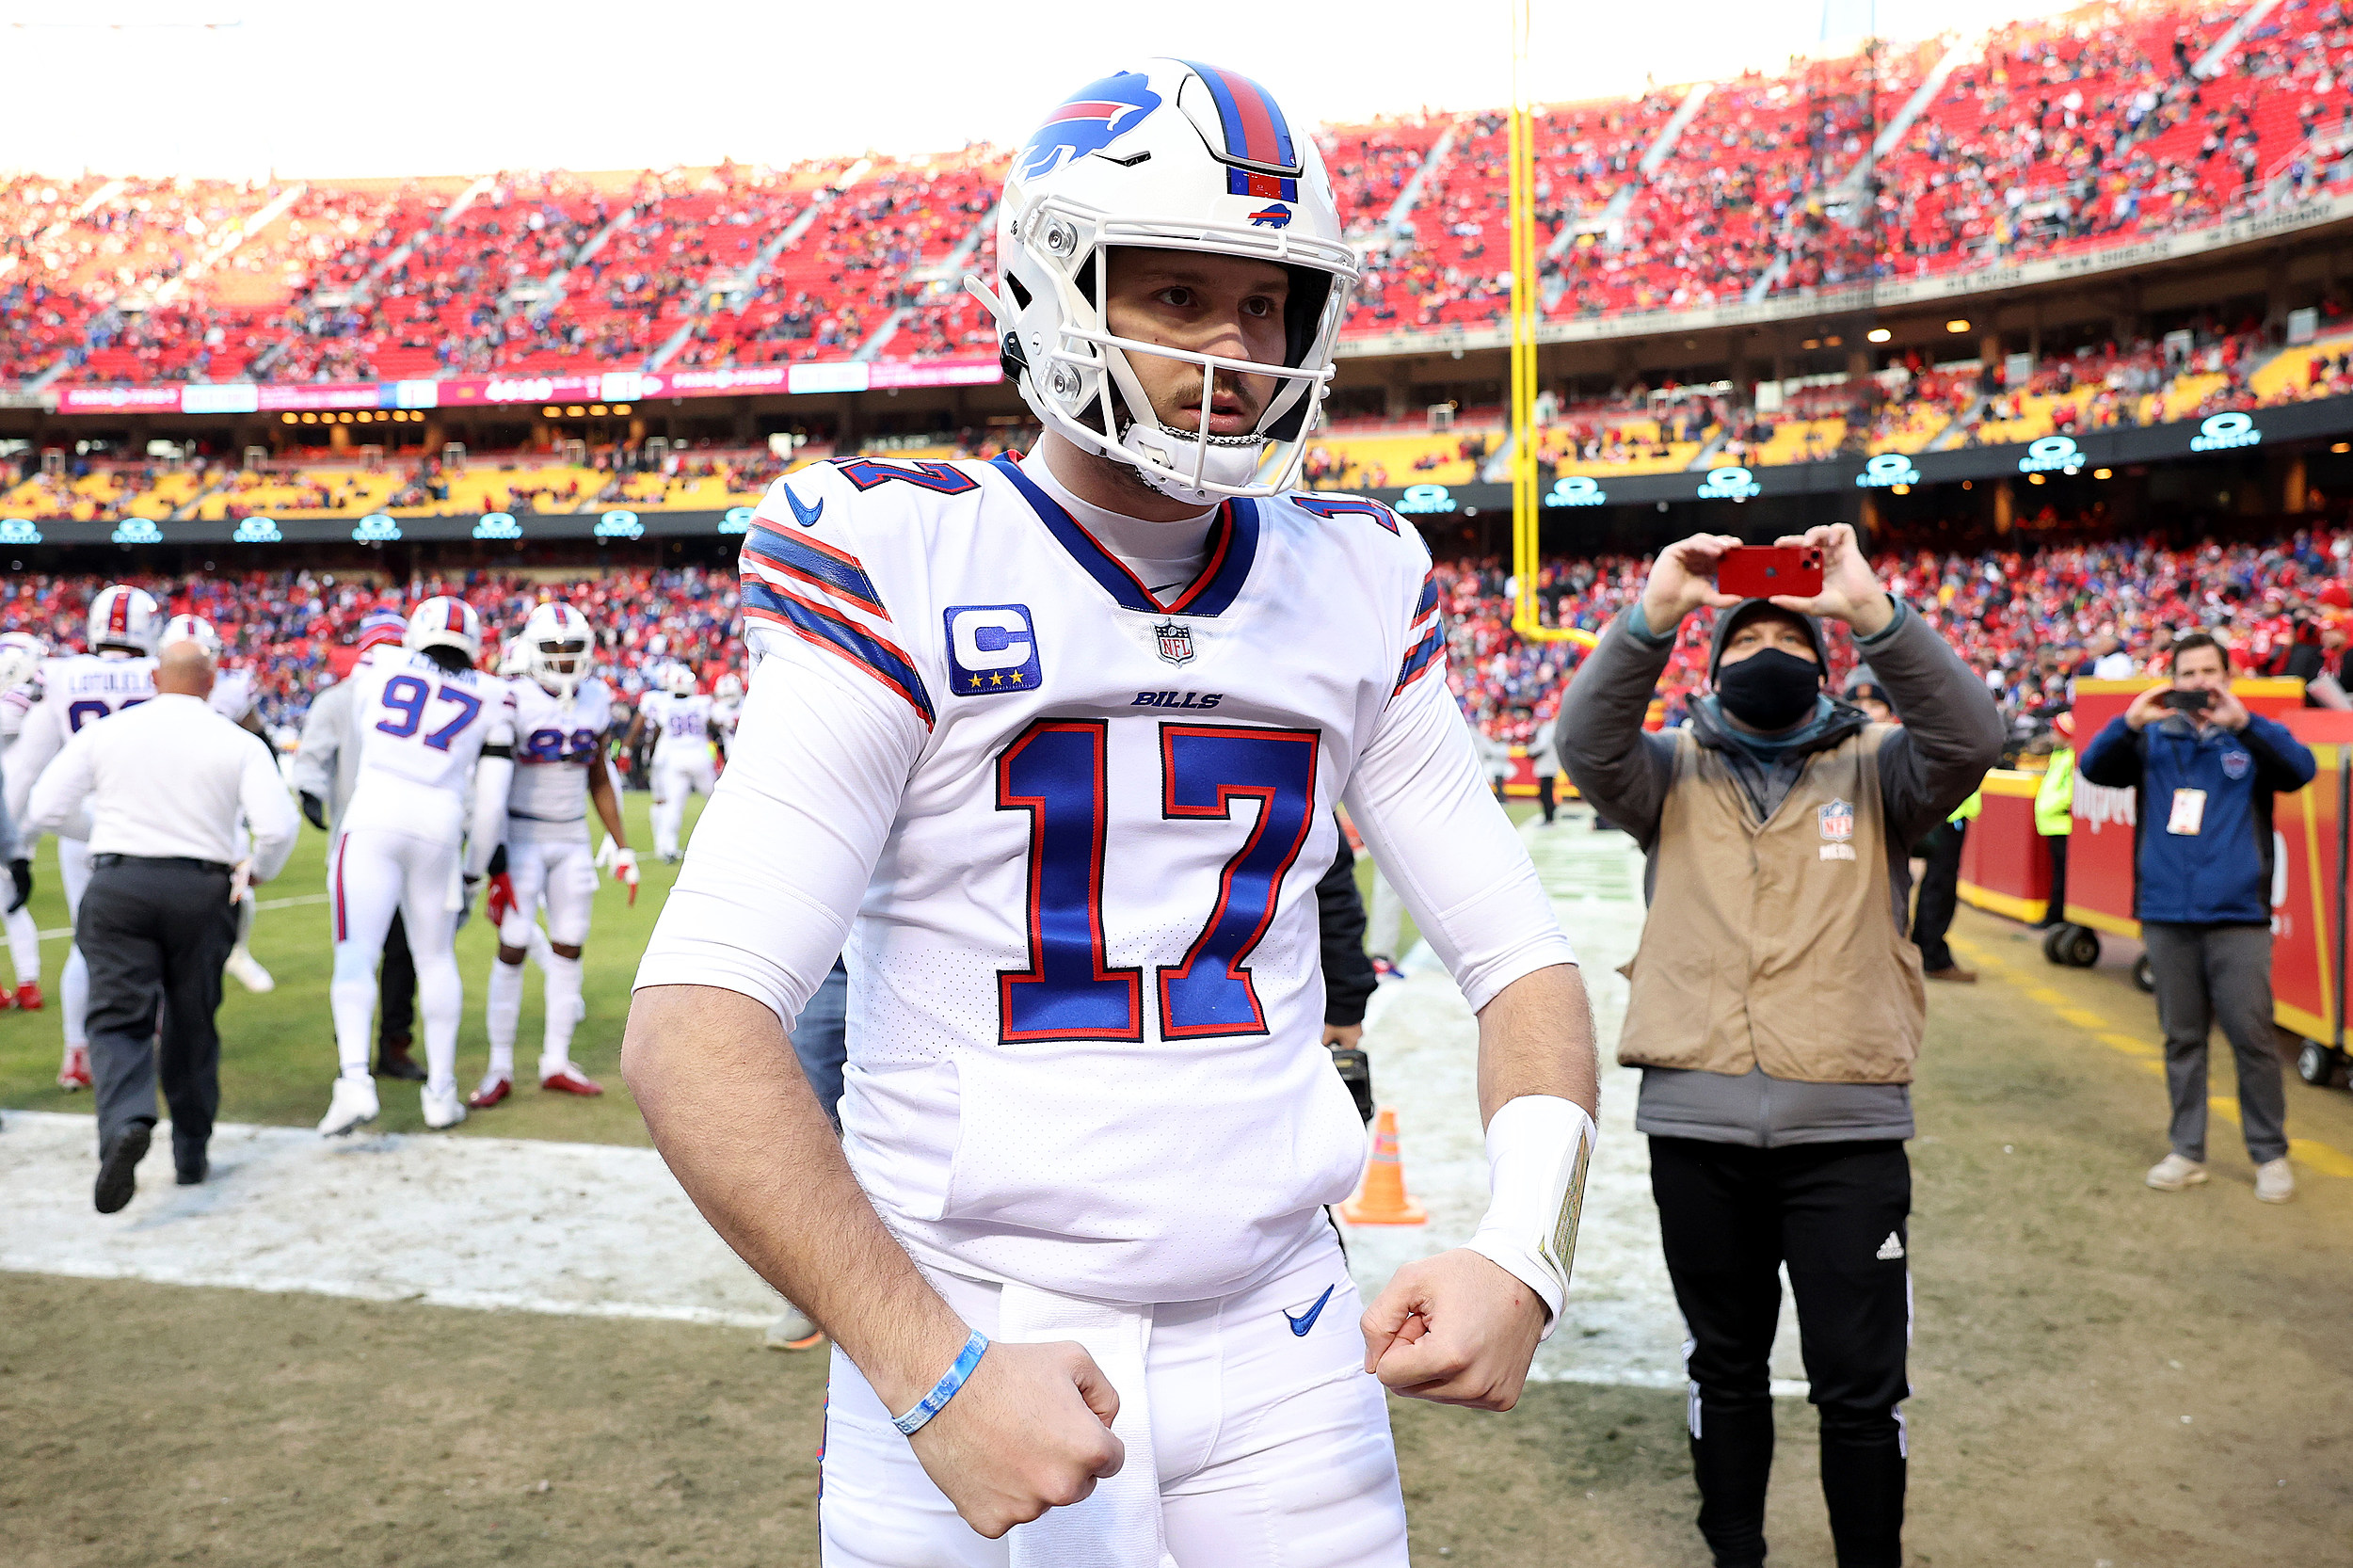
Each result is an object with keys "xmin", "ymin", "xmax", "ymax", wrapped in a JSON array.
[{"xmin": 972, "ymin": 196, "xmax": 1355, "ymax": 504}]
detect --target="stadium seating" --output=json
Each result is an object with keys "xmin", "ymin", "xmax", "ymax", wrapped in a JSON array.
[{"xmin": 9, "ymin": 4, "xmax": 2353, "ymax": 390}]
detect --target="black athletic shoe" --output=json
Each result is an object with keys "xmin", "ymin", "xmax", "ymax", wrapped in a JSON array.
[
  {"xmin": 375, "ymin": 1045, "xmax": 428, "ymax": 1082},
  {"xmin": 95, "ymin": 1123, "xmax": 152, "ymax": 1214}
]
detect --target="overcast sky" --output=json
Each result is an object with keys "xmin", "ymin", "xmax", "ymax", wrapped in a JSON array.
[{"xmin": 2, "ymin": 0, "xmax": 2069, "ymax": 179}]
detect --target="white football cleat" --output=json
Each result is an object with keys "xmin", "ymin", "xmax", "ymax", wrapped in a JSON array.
[
  {"xmin": 318, "ymin": 1076, "xmax": 380, "ymax": 1137},
  {"xmin": 223, "ymin": 945, "xmax": 276, "ymax": 994},
  {"xmin": 421, "ymin": 1083, "xmax": 468, "ymax": 1130}
]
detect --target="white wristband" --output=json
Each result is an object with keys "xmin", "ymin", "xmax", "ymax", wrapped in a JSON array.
[{"xmin": 1463, "ymin": 1095, "xmax": 1596, "ymax": 1341}]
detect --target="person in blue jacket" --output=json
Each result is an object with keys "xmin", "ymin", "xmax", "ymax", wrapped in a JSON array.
[{"xmin": 2079, "ymin": 631, "xmax": 2316, "ymax": 1205}]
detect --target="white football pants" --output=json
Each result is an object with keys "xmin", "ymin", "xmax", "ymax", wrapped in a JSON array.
[
  {"xmin": 489, "ymin": 835, "xmax": 597, "ymax": 1076},
  {"xmin": 650, "ymin": 751, "xmax": 715, "ymax": 859},
  {"xmin": 57, "ymin": 836, "xmax": 92, "ymax": 1050},
  {"xmin": 329, "ymin": 827, "xmax": 463, "ymax": 1094},
  {"xmin": 5, "ymin": 900, "xmax": 39, "ymax": 987},
  {"xmin": 819, "ymin": 1230, "xmax": 1408, "ymax": 1566}
]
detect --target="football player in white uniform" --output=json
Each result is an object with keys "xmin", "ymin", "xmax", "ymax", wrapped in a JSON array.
[
  {"xmin": 318, "ymin": 598, "xmax": 517, "ymax": 1136},
  {"xmin": 472, "ymin": 601, "xmax": 639, "ymax": 1107},
  {"xmin": 0, "ymin": 630, "xmax": 48, "ymax": 1011},
  {"xmin": 161, "ymin": 615, "xmax": 279, "ymax": 995},
  {"xmin": 5, "ymin": 587, "xmax": 162, "ymax": 1089},
  {"xmin": 711, "ymin": 670, "xmax": 744, "ymax": 762},
  {"xmin": 628, "ymin": 61, "xmax": 1598, "ymax": 1565},
  {"xmin": 625, "ymin": 664, "xmax": 718, "ymax": 861}
]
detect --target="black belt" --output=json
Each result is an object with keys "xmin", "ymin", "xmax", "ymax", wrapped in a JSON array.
[{"xmin": 90, "ymin": 854, "xmax": 232, "ymax": 875}]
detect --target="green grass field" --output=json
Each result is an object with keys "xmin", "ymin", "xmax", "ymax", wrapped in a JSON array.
[{"xmin": 0, "ymin": 791, "xmax": 703, "ymax": 1144}]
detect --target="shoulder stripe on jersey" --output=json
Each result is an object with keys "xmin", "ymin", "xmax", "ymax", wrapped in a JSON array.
[
  {"xmin": 740, "ymin": 580, "xmax": 935, "ymax": 728},
  {"xmin": 988, "ymin": 454, "xmax": 1259, "ymax": 619},
  {"xmin": 1393, "ymin": 622, "xmax": 1446, "ymax": 697},
  {"xmin": 741, "ymin": 525, "xmax": 888, "ymax": 617}
]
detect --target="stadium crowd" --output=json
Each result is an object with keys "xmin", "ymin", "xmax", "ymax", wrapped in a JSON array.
[
  {"xmin": 0, "ymin": 568, "xmax": 744, "ymax": 736},
  {"xmin": 2, "ymin": 520, "xmax": 2345, "ymax": 760}
]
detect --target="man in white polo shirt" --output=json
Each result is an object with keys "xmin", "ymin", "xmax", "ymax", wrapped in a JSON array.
[{"xmin": 25, "ymin": 639, "xmax": 299, "ymax": 1212}]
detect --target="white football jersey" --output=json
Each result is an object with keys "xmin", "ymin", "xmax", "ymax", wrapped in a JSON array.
[
  {"xmin": 643, "ymin": 690, "xmax": 713, "ymax": 764},
  {"xmin": 340, "ymin": 650, "xmax": 517, "ymax": 845},
  {"xmin": 2, "ymin": 654, "xmax": 158, "ymax": 846},
  {"xmin": 641, "ymin": 453, "xmax": 1570, "ymax": 1303},
  {"xmin": 507, "ymin": 674, "xmax": 613, "ymax": 839}
]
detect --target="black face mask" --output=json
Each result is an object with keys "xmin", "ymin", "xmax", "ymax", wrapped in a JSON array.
[{"xmin": 1715, "ymin": 648, "xmax": 1822, "ymax": 731}]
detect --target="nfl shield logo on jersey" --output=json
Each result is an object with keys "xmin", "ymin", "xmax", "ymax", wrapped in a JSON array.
[
  {"xmin": 1818, "ymin": 798, "xmax": 1855, "ymax": 842},
  {"xmin": 1154, "ymin": 620, "xmax": 1196, "ymax": 666}
]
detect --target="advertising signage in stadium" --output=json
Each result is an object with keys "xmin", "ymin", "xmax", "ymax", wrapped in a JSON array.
[{"xmin": 49, "ymin": 355, "xmax": 1002, "ymax": 418}]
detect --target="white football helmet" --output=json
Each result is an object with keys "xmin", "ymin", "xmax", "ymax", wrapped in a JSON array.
[
  {"xmin": 967, "ymin": 58, "xmax": 1359, "ymax": 503},
  {"xmin": 662, "ymin": 664, "xmax": 697, "ymax": 697},
  {"xmin": 713, "ymin": 672, "xmax": 743, "ymax": 703},
  {"xmin": 88, "ymin": 584, "xmax": 162, "ymax": 656},
  {"xmin": 521, "ymin": 601, "xmax": 594, "ymax": 698},
  {"xmin": 162, "ymin": 614, "xmax": 224, "ymax": 658},
  {"xmin": 0, "ymin": 630, "xmax": 43, "ymax": 693},
  {"xmin": 406, "ymin": 596, "xmax": 483, "ymax": 664}
]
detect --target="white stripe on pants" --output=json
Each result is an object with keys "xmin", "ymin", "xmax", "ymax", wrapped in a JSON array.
[
  {"xmin": 329, "ymin": 827, "xmax": 462, "ymax": 1093},
  {"xmin": 818, "ymin": 1229, "xmax": 1407, "ymax": 1566}
]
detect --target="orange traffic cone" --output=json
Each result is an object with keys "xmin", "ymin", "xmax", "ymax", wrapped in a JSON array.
[{"xmin": 1340, "ymin": 1106, "xmax": 1427, "ymax": 1224}]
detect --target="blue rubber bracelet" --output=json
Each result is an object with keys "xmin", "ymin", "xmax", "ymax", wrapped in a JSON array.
[{"xmin": 891, "ymin": 1331, "xmax": 989, "ymax": 1437}]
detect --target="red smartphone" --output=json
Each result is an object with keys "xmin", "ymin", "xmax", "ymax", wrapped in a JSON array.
[{"xmin": 1717, "ymin": 545, "xmax": 1824, "ymax": 599}]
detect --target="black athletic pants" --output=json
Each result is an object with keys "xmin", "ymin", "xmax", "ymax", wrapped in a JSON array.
[
  {"xmin": 1913, "ymin": 819, "xmax": 1964, "ymax": 971},
  {"xmin": 378, "ymin": 909, "xmax": 417, "ymax": 1050},
  {"xmin": 79, "ymin": 857, "xmax": 237, "ymax": 1174},
  {"xmin": 1651, "ymin": 1136, "xmax": 1912, "ymax": 1568}
]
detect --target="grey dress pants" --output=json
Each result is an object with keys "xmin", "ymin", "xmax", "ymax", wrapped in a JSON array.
[{"xmin": 2139, "ymin": 920, "xmax": 2289, "ymax": 1164}]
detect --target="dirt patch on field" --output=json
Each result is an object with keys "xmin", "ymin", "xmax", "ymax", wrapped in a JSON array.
[{"xmin": 6, "ymin": 906, "xmax": 2351, "ymax": 1565}]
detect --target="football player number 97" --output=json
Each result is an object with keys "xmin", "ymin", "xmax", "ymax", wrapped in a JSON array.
[{"xmin": 996, "ymin": 717, "xmax": 1319, "ymax": 1043}]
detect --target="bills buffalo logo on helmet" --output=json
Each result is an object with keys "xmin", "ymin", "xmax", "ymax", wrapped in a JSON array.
[
  {"xmin": 1015, "ymin": 71, "xmax": 1163, "ymax": 182},
  {"xmin": 1247, "ymin": 203, "xmax": 1292, "ymax": 229}
]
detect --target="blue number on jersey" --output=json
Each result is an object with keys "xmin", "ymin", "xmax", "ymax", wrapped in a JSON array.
[
  {"xmin": 376, "ymin": 676, "xmax": 484, "ymax": 751},
  {"xmin": 996, "ymin": 720, "xmax": 1144, "ymax": 1042},
  {"xmin": 832, "ymin": 456, "xmax": 981, "ymax": 496},
  {"xmin": 1155, "ymin": 726, "xmax": 1320, "ymax": 1037},
  {"xmin": 996, "ymin": 717, "xmax": 1319, "ymax": 1042},
  {"xmin": 523, "ymin": 727, "xmax": 599, "ymax": 762}
]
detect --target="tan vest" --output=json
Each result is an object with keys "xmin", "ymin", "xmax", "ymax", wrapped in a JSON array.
[{"xmin": 1619, "ymin": 726, "xmax": 1926, "ymax": 1084}]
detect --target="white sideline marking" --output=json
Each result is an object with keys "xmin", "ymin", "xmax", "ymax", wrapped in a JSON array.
[
  {"xmin": 1341, "ymin": 810, "xmax": 1809, "ymax": 1398},
  {"xmin": 0, "ymin": 1112, "xmax": 786, "ymax": 1329}
]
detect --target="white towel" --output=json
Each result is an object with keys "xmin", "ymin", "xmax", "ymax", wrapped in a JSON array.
[{"xmin": 997, "ymin": 1283, "xmax": 1176, "ymax": 1568}]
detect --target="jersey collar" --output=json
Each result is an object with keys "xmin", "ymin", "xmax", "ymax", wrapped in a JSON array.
[{"xmin": 989, "ymin": 453, "xmax": 1258, "ymax": 617}]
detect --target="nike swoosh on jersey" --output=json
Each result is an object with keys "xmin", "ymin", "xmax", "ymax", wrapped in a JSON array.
[
  {"xmin": 1282, "ymin": 1284, "xmax": 1336, "ymax": 1336},
  {"xmin": 786, "ymin": 486, "xmax": 824, "ymax": 528}
]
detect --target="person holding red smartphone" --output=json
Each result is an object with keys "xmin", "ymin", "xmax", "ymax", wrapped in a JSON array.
[{"xmin": 1558, "ymin": 522, "xmax": 2004, "ymax": 1568}]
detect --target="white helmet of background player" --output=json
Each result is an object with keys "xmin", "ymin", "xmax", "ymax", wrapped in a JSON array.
[
  {"xmin": 162, "ymin": 614, "xmax": 224, "ymax": 659},
  {"xmin": 662, "ymin": 664, "xmax": 697, "ymax": 698},
  {"xmin": 713, "ymin": 672, "xmax": 743, "ymax": 703},
  {"xmin": 0, "ymin": 630, "xmax": 43, "ymax": 693},
  {"xmin": 968, "ymin": 59, "xmax": 1359, "ymax": 503},
  {"xmin": 405, "ymin": 596, "xmax": 483, "ymax": 665},
  {"xmin": 88, "ymin": 584, "xmax": 162, "ymax": 657},
  {"xmin": 521, "ymin": 601, "xmax": 594, "ymax": 698}
]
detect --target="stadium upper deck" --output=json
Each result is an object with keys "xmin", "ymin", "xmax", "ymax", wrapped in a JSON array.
[{"xmin": 5, "ymin": 0, "xmax": 2348, "ymax": 398}]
